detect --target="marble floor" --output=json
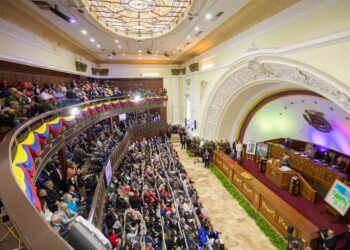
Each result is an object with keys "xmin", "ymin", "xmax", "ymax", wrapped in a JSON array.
[{"xmin": 172, "ymin": 137, "xmax": 275, "ymax": 250}]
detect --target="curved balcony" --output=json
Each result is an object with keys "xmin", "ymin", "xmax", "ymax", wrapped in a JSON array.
[{"xmin": 0, "ymin": 96, "xmax": 168, "ymax": 250}]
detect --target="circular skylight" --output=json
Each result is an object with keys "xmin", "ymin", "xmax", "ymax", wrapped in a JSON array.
[{"xmin": 84, "ymin": 0, "xmax": 193, "ymax": 39}]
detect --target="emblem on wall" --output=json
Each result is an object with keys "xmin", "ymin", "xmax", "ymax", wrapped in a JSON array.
[{"xmin": 303, "ymin": 110, "xmax": 332, "ymax": 133}]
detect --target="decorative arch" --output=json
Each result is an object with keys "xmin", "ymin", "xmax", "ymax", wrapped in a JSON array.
[
  {"xmin": 201, "ymin": 56, "xmax": 350, "ymax": 140},
  {"xmin": 235, "ymin": 89, "xmax": 323, "ymax": 142}
]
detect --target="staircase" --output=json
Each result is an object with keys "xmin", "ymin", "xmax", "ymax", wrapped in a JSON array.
[{"xmin": 171, "ymin": 134, "xmax": 181, "ymax": 145}]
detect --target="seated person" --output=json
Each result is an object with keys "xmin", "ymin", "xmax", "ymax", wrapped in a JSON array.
[
  {"xmin": 334, "ymin": 156, "xmax": 347, "ymax": 171},
  {"xmin": 321, "ymin": 151, "xmax": 332, "ymax": 164},
  {"xmin": 283, "ymin": 138, "xmax": 292, "ymax": 148},
  {"xmin": 51, "ymin": 213, "xmax": 69, "ymax": 239},
  {"xmin": 282, "ymin": 152, "xmax": 291, "ymax": 166},
  {"xmin": 304, "ymin": 143, "xmax": 316, "ymax": 159}
]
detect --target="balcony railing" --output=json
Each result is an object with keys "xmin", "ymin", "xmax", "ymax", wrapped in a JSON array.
[{"xmin": 0, "ymin": 95, "xmax": 167, "ymax": 250}]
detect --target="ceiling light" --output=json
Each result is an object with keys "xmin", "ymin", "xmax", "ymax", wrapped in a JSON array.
[
  {"xmin": 97, "ymin": 44, "xmax": 101, "ymax": 48},
  {"xmin": 205, "ymin": 13, "xmax": 212, "ymax": 20},
  {"xmin": 90, "ymin": 38, "xmax": 95, "ymax": 43},
  {"xmin": 195, "ymin": 26, "xmax": 199, "ymax": 31},
  {"xmin": 118, "ymin": 45, "xmax": 122, "ymax": 48},
  {"xmin": 187, "ymin": 35, "xmax": 191, "ymax": 39},
  {"xmin": 81, "ymin": 29, "xmax": 87, "ymax": 35},
  {"xmin": 122, "ymin": 53, "xmax": 126, "ymax": 56},
  {"xmin": 69, "ymin": 18, "xmax": 76, "ymax": 24},
  {"xmin": 138, "ymin": 50, "xmax": 142, "ymax": 53},
  {"xmin": 115, "ymin": 39, "xmax": 119, "ymax": 43}
]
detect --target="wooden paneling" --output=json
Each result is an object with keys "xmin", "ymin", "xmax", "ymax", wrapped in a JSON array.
[
  {"xmin": 268, "ymin": 143, "xmax": 346, "ymax": 189},
  {"xmin": 213, "ymin": 151, "xmax": 320, "ymax": 248}
]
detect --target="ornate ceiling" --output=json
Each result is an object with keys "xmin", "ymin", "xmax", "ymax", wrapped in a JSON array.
[{"xmin": 84, "ymin": 0, "xmax": 193, "ymax": 40}]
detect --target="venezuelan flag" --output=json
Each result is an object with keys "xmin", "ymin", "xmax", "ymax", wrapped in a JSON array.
[
  {"xmin": 21, "ymin": 132, "xmax": 42, "ymax": 157},
  {"xmin": 46, "ymin": 117, "xmax": 63, "ymax": 134},
  {"xmin": 34, "ymin": 123, "xmax": 50, "ymax": 144},
  {"xmin": 112, "ymin": 100, "xmax": 120, "ymax": 108},
  {"xmin": 13, "ymin": 144, "xmax": 36, "ymax": 177},
  {"xmin": 103, "ymin": 101, "xmax": 112, "ymax": 109},
  {"xmin": 95, "ymin": 103, "xmax": 104, "ymax": 112},
  {"xmin": 12, "ymin": 163, "xmax": 41, "ymax": 211},
  {"xmin": 81, "ymin": 106, "xmax": 90, "ymax": 117},
  {"xmin": 88, "ymin": 104, "xmax": 97, "ymax": 115},
  {"xmin": 62, "ymin": 116, "xmax": 76, "ymax": 127}
]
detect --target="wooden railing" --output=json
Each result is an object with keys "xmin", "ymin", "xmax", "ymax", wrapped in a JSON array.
[{"xmin": 0, "ymin": 96, "xmax": 167, "ymax": 250}]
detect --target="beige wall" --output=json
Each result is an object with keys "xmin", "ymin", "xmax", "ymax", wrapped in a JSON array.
[{"xmin": 178, "ymin": 0, "xmax": 350, "ymax": 140}]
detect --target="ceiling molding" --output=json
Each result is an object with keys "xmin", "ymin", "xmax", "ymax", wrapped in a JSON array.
[
  {"xmin": 176, "ymin": 0, "xmax": 299, "ymax": 63},
  {"xmin": 0, "ymin": 0, "xmax": 98, "ymax": 62},
  {"xmin": 97, "ymin": 59, "xmax": 178, "ymax": 65}
]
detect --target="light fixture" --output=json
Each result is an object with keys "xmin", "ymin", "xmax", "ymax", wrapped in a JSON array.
[
  {"xmin": 141, "ymin": 73, "xmax": 160, "ymax": 77},
  {"xmin": 70, "ymin": 18, "xmax": 76, "ymax": 24},
  {"xmin": 70, "ymin": 107, "xmax": 80, "ymax": 116},
  {"xmin": 118, "ymin": 45, "xmax": 122, "ymax": 48},
  {"xmin": 81, "ymin": 29, "xmax": 87, "ymax": 35},
  {"xmin": 205, "ymin": 13, "xmax": 212, "ymax": 20},
  {"xmin": 90, "ymin": 38, "xmax": 95, "ymax": 43},
  {"xmin": 202, "ymin": 63, "xmax": 213, "ymax": 70},
  {"xmin": 138, "ymin": 50, "xmax": 142, "ymax": 53},
  {"xmin": 115, "ymin": 39, "xmax": 119, "ymax": 43},
  {"xmin": 195, "ymin": 26, "xmax": 199, "ymax": 31},
  {"xmin": 134, "ymin": 95, "xmax": 141, "ymax": 101},
  {"xmin": 97, "ymin": 44, "xmax": 101, "ymax": 48},
  {"xmin": 122, "ymin": 53, "xmax": 126, "ymax": 56},
  {"xmin": 186, "ymin": 35, "xmax": 191, "ymax": 39},
  {"xmin": 84, "ymin": 1, "xmax": 192, "ymax": 39}
]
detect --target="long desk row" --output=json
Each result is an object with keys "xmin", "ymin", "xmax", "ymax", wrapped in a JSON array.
[
  {"xmin": 267, "ymin": 143, "xmax": 347, "ymax": 190},
  {"xmin": 213, "ymin": 151, "xmax": 319, "ymax": 248}
]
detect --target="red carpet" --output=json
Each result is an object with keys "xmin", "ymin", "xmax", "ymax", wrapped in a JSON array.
[{"xmin": 242, "ymin": 159, "xmax": 347, "ymax": 246}]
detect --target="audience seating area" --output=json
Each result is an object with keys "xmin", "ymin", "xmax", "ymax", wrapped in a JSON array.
[
  {"xmin": 103, "ymin": 136, "xmax": 224, "ymax": 250},
  {"xmin": 0, "ymin": 79, "xmax": 166, "ymax": 130}
]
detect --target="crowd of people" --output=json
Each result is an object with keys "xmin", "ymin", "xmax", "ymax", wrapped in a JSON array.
[
  {"xmin": 103, "ymin": 135, "xmax": 224, "ymax": 250},
  {"xmin": 35, "ymin": 110, "xmax": 162, "ymax": 241},
  {"xmin": 0, "ymin": 79, "xmax": 166, "ymax": 130},
  {"xmin": 169, "ymin": 125, "xmax": 244, "ymax": 166}
]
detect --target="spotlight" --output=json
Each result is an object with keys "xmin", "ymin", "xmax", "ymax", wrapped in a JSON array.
[
  {"xmin": 81, "ymin": 29, "xmax": 87, "ymax": 35},
  {"xmin": 90, "ymin": 38, "xmax": 95, "ymax": 43},
  {"xmin": 69, "ymin": 18, "xmax": 76, "ymax": 23},
  {"xmin": 195, "ymin": 26, "xmax": 199, "ymax": 31},
  {"xmin": 70, "ymin": 107, "xmax": 80, "ymax": 116},
  {"xmin": 205, "ymin": 13, "xmax": 212, "ymax": 20},
  {"xmin": 134, "ymin": 95, "xmax": 141, "ymax": 102}
]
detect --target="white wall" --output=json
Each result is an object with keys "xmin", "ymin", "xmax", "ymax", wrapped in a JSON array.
[{"xmin": 244, "ymin": 95, "xmax": 350, "ymax": 155}]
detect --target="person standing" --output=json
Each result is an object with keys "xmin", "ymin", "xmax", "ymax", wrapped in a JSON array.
[
  {"xmin": 235, "ymin": 141, "xmax": 243, "ymax": 159},
  {"xmin": 203, "ymin": 150, "xmax": 210, "ymax": 168},
  {"xmin": 181, "ymin": 134, "xmax": 186, "ymax": 150},
  {"xmin": 186, "ymin": 136, "xmax": 192, "ymax": 151}
]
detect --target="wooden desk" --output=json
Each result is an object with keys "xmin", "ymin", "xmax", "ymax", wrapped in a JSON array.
[
  {"xmin": 266, "ymin": 159, "xmax": 297, "ymax": 189},
  {"xmin": 213, "ymin": 151, "xmax": 319, "ymax": 248},
  {"xmin": 268, "ymin": 143, "xmax": 346, "ymax": 190}
]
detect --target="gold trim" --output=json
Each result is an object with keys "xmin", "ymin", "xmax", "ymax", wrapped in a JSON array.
[
  {"xmin": 0, "ymin": 0, "xmax": 98, "ymax": 62},
  {"xmin": 96, "ymin": 59, "xmax": 178, "ymax": 65},
  {"xmin": 176, "ymin": 0, "xmax": 299, "ymax": 63}
]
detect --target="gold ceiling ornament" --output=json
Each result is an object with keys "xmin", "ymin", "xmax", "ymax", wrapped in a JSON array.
[{"xmin": 83, "ymin": 0, "xmax": 193, "ymax": 39}]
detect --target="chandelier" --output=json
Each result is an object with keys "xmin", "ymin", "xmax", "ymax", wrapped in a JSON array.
[{"xmin": 84, "ymin": 0, "xmax": 193, "ymax": 39}]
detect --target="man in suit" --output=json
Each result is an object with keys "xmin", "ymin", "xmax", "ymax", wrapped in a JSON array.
[
  {"xmin": 321, "ymin": 229, "xmax": 337, "ymax": 250},
  {"xmin": 335, "ymin": 156, "xmax": 347, "ymax": 171}
]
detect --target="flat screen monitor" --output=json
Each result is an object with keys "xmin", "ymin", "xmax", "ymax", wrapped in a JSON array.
[
  {"xmin": 185, "ymin": 119, "xmax": 196, "ymax": 129},
  {"xmin": 119, "ymin": 113, "xmax": 126, "ymax": 121},
  {"xmin": 325, "ymin": 180, "xmax": 350, "ymax": 216},
  {"xmin": 104, "ymin": 159, "xmax": 112, "ymax": 186}
]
